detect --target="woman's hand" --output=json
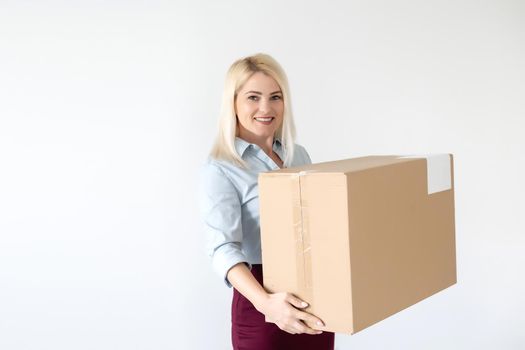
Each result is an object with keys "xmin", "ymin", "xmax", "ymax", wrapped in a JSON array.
[
  {"xmin": 225, "ymin": 263, "xmax": 325, "ymax": 335},
  {"xmin": 256, "ymin": 292, "xmax": 325, "ymax": 335}
]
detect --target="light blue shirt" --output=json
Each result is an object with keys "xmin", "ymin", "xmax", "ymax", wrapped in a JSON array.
[{"xmin": 198, "ymin": 137, "xmax": 312, "ymax": 287}]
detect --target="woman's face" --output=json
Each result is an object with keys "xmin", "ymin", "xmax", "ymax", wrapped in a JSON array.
[{"xmin": 235, "ymin": 72, "xmax": 284, "ymax": 140}]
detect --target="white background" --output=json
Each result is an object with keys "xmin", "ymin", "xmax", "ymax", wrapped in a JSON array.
[{"xmin": 1, "ymin": 1, "xmax": 524, "ymax": 349}]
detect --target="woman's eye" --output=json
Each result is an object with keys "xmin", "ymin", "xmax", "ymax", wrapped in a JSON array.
[{"xmin": 247, "ymin": 95, "xmax": 281, "ymax": 101}]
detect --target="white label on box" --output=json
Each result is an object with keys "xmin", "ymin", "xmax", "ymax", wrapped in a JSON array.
[{"xmin": 397, "ymin": 154, "xmax": 452, "ymax": 194}]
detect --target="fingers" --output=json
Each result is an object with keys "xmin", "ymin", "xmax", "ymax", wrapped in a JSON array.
[
  {"xmin": 285, "ymin": 294, "xmax": 309, "ymax": 309},
  {"xmin": 295, "ymin": 310, "xmax": 325, "ymax": 330},
  {"xmin": 284, "ymin": 294, "xmax": 326, "ymax": 330},
  {"xmin": 288, "ymin": 320, "xmax": 323, "ymax": 335},
  {"xmin": 276, "ymin": 309, "xmax": 324, "ymax": 335},
  {"xmin": 297, "ymin": 321, "xmax": 323, "ymax": 335},
  {"xmin": 273, "ymin": 293, "xmax": 326, "ymax": 335}
]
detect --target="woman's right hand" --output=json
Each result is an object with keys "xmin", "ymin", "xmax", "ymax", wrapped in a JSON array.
[{"xmin": 256, "ymin": 292, "xmax": 325, "ymax": 335}]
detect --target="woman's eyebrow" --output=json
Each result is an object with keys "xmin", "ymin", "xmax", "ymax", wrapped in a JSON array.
[{"xmin": 244, "ymin": 90, "xmax": 282, "ymax": 95}]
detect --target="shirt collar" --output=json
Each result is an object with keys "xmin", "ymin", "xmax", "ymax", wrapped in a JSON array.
[{"xmin": 235, "ymin": 137, "xmax": 283, "ymax": 157}]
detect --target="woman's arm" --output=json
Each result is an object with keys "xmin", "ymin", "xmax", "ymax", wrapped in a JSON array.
[{"xmin": 227, "ymin": 262, "xmax": 326, "ymax": 335}]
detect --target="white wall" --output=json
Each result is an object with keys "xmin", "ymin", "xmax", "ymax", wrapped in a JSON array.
[{"xmin": 1, "ymin": 1, "xmax": 523, "ymax": 349}]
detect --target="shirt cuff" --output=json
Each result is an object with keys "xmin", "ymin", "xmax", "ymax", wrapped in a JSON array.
[{"xmin": 212, "ymin": 244, "xmax": 252, "ymax": 288}]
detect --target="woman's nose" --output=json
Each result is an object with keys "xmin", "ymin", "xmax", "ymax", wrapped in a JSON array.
[{"xmin": 259, "ymin": 99, "xmax": 271, "ymax": 113}]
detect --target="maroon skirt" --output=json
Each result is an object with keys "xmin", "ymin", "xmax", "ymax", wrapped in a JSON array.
[{"xmin": 231, "ymin": 264, "xmax": 334, "ymax": 350}]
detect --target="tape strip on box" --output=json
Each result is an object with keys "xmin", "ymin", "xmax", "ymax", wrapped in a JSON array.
[{"xmin": 291, "ymin": 172, "xmax": 314, "ymax": 303}]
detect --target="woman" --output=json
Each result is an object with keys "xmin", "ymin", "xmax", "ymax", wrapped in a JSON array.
[{"xmin": 199, "ymin": 53, "xmax": 335, "ymax": 350}]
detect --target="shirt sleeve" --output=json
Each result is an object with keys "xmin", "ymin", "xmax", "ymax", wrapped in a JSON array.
[
  {"xmin": 295, "ymin": 144, "xmax": 313, "ymax": 166},
  {"xmin": 303, "ymin": 147, "xmax": 312, "ymax": 165},
  {"xmin": 198, "ymin": 161, "xmax": 250, "ymax": 288}
]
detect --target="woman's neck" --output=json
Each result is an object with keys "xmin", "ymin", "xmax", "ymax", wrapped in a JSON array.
[{"xmin": 237, "ymin": 131, "xmax": 275, "ymax": 157}]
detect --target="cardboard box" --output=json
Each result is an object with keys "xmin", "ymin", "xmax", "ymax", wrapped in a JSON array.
[{"xmin": 258, "ymin": 154, "xmax": 456, "ymax": 334}]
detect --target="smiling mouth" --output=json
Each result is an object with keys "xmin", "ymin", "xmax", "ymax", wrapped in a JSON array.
[{"xmin": 254, "ymin": 117, "xmax": 274, "ymax": 122}]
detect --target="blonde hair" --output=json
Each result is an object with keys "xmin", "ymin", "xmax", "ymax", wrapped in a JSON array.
[{"xmin": 209, "ymin": 53, "xmax": 297, "ymax": 169}]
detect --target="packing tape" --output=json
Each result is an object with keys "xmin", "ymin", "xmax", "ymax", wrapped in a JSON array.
[
  {"xmin": 397, "ymin": 154, "xmax": 452, "ymax": 194},
  {"xmin": 294, "ymin": 170, "xmax": 317, "ymax": 177},
  {"xmin": 291, "ymin": 173, "xmax": 313, "ymax": 302}
]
